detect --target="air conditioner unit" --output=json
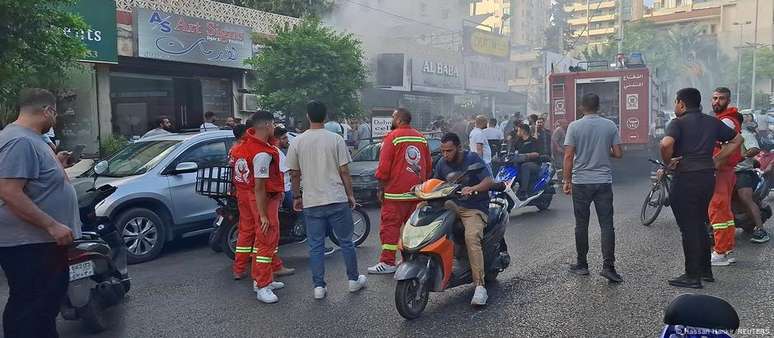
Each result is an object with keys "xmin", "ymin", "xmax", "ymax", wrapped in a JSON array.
[{"xmin": 240, "ymin": 93, "xmax": 259, "ymax": 112}]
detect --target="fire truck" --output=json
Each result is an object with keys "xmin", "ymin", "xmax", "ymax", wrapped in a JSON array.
[{"xmin": 548, "ymin": 57, "xmax": 662, "ymax": 150}]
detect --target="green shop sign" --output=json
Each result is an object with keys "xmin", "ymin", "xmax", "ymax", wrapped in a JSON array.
[{"xmin": 65, "ymin": 0, "xmax": 117, "ymax": 64}]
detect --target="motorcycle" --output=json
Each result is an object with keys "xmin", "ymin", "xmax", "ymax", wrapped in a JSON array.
[
  {"xmin": 394, "ymin": 163, "xmax": 511, "ymax": 320},
  {"xmin": 197, "ymin": 165, "xmax": 371, "ymax": 260},
  {"xmin": 492, "ymin": 150, "xmax": 557, "ymax": 212},
  {"xmin": 62, "ymin": 160, "xmax": 129, "ymax": 333},
  {"xmin": 732, "ymin": 167, "xmax": 772, "ymax": 233}
]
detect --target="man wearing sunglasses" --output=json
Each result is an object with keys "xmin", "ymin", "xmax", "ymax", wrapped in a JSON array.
[{"xmin": 0, "ymin": 88, "xmax": 81, "ymax": 337}]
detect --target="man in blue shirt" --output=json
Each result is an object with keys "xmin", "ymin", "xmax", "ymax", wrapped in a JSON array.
[{"xmin": 433, "ymin": 132, "xmax": 493, "ymax": 306}]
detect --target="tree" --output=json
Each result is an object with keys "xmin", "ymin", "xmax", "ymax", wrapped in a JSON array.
[
  {"xmin": 735, "ymin": 47, "xmax": 774, "ymax": 110},
  {"xmin": 246, "ymin": 18, "xmax": 368, "ymax": 119},
  {"xmin": 544, "ymin": 0, "xmax": 574, "ymax": 53},
  {"xmin": 214, "ymin": 0, "xmax": 333, "ymax": 18},
  {"xmin": 0, "ymin": 0, "xmax": 87, "ymax": 124}
]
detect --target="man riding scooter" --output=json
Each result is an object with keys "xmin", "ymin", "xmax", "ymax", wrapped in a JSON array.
[
  {"xmin": 434, "ymin": 133, "xmax": 494, "ymax": 306},
  {"xmin": 512, "ymin": 124, "xmax": 542, "ymax": 200},
  {"xmin": 734, "ymin": 118, "xmax": 770, "ymax": 243}
]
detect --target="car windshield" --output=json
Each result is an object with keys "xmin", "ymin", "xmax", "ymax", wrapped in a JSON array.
[
  {"xmin": 353, "ymin": 143, "xmax": 381, "ymax": 162},
  {"xmin": 102, "ymin": 140, "xmax": 180, "ymax": 177}
]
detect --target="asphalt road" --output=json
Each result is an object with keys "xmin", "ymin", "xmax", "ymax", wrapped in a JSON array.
[{"xmin": 2, "ymin": 152, "xmax": 773, "ymax": 337}]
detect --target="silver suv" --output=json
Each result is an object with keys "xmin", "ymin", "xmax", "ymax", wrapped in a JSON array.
[{"xmin": 74, "ymin": 131, "xmax": 235, "ymax": 264}]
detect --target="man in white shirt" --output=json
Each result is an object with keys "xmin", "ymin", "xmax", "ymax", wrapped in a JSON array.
[
  {"xmin": 483, "ymin": 118, "xmax": 504, "ymax": 155},
  {"xmin": 469, "ymin": 115, "xmax": 492, "ymax": 165},
  {"xmin": 200, "ymin": 111, "xmax": 219, "ymax": 132},
  {"xmin": 287, "ymin": 101, "xmax": 367, "ymax": 300}
]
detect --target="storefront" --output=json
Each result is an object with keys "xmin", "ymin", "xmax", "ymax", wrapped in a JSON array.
[{"xmin": 109, "ymin": 7, "xmax": 252, "ymax": 138}]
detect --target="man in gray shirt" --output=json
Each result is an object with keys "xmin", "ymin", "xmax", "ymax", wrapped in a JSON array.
[
  {"xmin": 563, "ymin": 93, "xmax": 624, "ymax": 283},
  {"xmin": 0, "ymin": 88, "xmax": 80, "ymax": 338}
]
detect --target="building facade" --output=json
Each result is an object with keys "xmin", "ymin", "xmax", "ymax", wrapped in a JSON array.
[{"xmin": 565, "ymin": 0, "xmax": 644, "ymax": 48}]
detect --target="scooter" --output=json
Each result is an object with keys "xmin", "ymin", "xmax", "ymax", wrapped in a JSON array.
[
  {"xmin": 62, "ymin": 160, "xmax": 129, "ymax": 333},
  {"xmin": 394, "ymin": 163, "xmax": 511, "ymax": 320},
  {"xmin": 197, "ymin": 165, "xmax": 371, "ymax": 260},
  {"xmin": 492, "ymin": 150, "xmax": 557, "ymax": 211}
]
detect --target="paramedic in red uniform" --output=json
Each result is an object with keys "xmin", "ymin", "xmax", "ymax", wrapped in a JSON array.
[
  {"xmin": 709, "ymin": 87, "xmax": 744, "ymax": 266},
  {"xmin": 231, "ymin": 111, "xmax": 286, "ymax": 303},
  {"xmin": 368, "ymin": 108, "xmax": 432, "ymax": 274}
]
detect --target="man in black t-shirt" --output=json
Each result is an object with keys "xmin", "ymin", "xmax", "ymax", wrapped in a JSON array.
[
  {"xmin": 660, "ymin": 88, "xmax": 742, "ymax": 289},
  {"xmin": 513, "ymin": 124, "xmax": 541, "ymax": 199}
]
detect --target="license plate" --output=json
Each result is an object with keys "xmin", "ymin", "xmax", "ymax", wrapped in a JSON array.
[{"xmin": 69, "ymin": 261, "xmax": 95, "ymax": 281}]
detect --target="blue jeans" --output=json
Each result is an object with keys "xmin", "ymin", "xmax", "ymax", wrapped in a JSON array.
[{"xmin": 304, "ymin": 202, "xmax": 359, "ymax": 287}]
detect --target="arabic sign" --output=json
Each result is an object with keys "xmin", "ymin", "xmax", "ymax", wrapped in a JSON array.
[
  {"xmin": 371, "ymin": 116, "xmax": 393, "ymax": 138},
  {"xmin": 463, "ymin": 27, "xmax": 510, "ymax": 60},
  {"xmin": 411, "ymin": 54, "xmax": 465, "ymax": 94},
  {"xmin": 65, "ymin": 0, "xmax": 117, "ymax": 63},
  {"xmin": 620, "ymin": 69, "xmax": 649, "ymax": 143},
  {"xmin": 134, "ymin": 8, "xmax": 253, "ymax": 69},
  {"xmin": 464, "ymin": 56, "xmax": 508, "ymax": 93}
]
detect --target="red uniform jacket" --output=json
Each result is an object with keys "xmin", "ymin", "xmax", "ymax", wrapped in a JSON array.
[
  {"xmin": 375, "ymin": 126, "xmax": 432, "ymax": 201},
  {"xmin": 713, "ymin": 107, "xmax": 742, "ymax": 171},
  {"xmin": 231, "ymin": 129, "xmax": 284, "ymax": 194}
]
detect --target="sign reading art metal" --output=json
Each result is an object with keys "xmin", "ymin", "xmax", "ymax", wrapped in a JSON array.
[{"xmin": 134, "ymin": 8, "xmax": 253, "ymax": 69}]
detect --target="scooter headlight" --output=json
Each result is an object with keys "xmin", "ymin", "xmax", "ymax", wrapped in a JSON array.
[{"xmin": 402, "ymin": 219, "xmax": 444, "ymax": 250}]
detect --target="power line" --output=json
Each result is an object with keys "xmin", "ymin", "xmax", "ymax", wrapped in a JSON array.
[{"xmin": 337, "ymin": 0, "xmax": 458, "ymax": 33}]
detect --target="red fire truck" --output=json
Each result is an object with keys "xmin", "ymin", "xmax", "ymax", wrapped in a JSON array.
[{"xmin": 548, "ymin": 61, "xmax": 661, "ymax": 149}]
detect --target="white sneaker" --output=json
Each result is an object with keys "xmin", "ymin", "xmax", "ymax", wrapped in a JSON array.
[
  {"xmin": 711, "ymin": 251, "xmax": 731, "ymax": 266},
  {"xmin": 367, "ymin": 262, "xmax": 397, "ymax": 274},
  {"xmin": 256, "ymin": 287, "xmax": 279, "ymax": 304},
  {"xmin": 726, "ymin": 252, "xmax": 737, "ymax": 264},
  {"xmin": 314, "ymin": 286, "xmax": 327, "ymax": 300},
  {"xmin": 471, "ymin": 285, "xmax": 488, "ymax": 306},
  {"xmin": 254, "ymin": 281, "xmax": 285, "ymax": 292},
  {"xmin": 349, "ymin": 275, "xmax": 368, "ymax": 293}
]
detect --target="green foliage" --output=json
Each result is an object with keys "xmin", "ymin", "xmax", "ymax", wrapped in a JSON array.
[
  {"xmin": 735, "ymin": 47, "xmax": 774, "ymax": 110},
  {"xmin": 99, "ymin": 135, "xmax": 130, "ymax": 159},
  {"xmin": 214, "ymin": 0, "xmax": 333, "ymax": 18},
  {"xmin": 0, "ymin": 0, "xmax": 87, "ymax": 116},
  {"xmin": 544, "ymin": 0, "xmax": 574, "ymax": 53},
  {"xmin": 246, "ymin": 18, "xmax": 368, "ymax": 120}
]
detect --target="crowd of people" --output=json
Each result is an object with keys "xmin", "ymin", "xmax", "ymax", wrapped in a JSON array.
[{"xmin": 1, "ymin": 84, "xmax": 772, "ymax": 337}]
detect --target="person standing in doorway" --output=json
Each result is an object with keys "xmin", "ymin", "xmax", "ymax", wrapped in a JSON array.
[
  {"xmin": 368, "ymin": 108, "xmax": 432, "ymax": 274},
  {"xmin": 287, "ymin": 101, "xmax": 367, "ymax": 299},
  {"xmin": 0, "ymin": 88, "xmax": 80, "ymax": 338},
  {"xmin": 564, "ymin": 93, "xmax": 624, "ymax": 283},
  {"xmin": 660, "ymin": 88, "xmax": 742, "ymax": 288},
  {"xmin": 200, "ymin": 111, "xmax": 219, "ymax": 132},
  {"xmin": 708, "ymin": 87, "xmax": 744, "ymax": 266}
]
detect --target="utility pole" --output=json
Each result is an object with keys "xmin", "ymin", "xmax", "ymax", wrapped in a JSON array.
[
  {"xmin": 752, "ymin": 0, "xmax": 759, "ymax": 110},
  {"xmin": 734, "ymin": 21, "xmax": 751, "ymax": 105},
  {"xmin": 586, "ymin": 0, "xmax": 591, "ymax": 46},
  {"xmin": 617, "ymin": 0, "xmax": 624, "ymax": 54}
]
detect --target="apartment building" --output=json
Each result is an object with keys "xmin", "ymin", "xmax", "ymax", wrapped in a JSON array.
[{"xmin": 565, "ymin": 0, "xmax": 644, "ymax": 48}]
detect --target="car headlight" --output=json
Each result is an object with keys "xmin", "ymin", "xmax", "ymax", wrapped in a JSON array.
[{"xmin": 402, "ymin": 219, "xmax": 444, "ymax": 250}]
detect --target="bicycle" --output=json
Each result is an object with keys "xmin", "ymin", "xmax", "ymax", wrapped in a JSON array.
[{"xmin": 641, "ymin": 159, "xmax": 672, "ymax": 226}]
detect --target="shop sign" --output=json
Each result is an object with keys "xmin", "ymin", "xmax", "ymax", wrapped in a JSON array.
[
  {"xmin": 411, "ymin": 55, "xmax": 465, "ymax": 95},
  {"xmin": 64, "ymin": 0, "xmax": 118, "ymax": 64},
  {"xmin": 134, "ymin": 8, "xmax": 253, "ymax": 69},
  {"xmin": 464, "ymin": 57, "xmax": 508, "ymax": 93},
  {"xmin": 371, "ymin": 116, "xmax": 393, "ymax": 138},
  {"xmin": 463, "ymin": 27, "xmax": 509, "ymax": 60}
]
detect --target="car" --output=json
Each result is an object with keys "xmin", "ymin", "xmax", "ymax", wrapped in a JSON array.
[
  {"xmin": 74, "ymin": 131, "xmax": 237, "ymax": 264},
  {"xmin": 350, "ymin": 139, "xmax": 442, "ymax": 204}
]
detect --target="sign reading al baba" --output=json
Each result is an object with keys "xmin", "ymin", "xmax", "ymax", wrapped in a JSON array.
[
  {"xmin": 411, "ymin": 55, "xmax": 465, "ymax": 95},
  {"xmin": 134, "ymin": 8, "xmax": 253, "ymax": 69}
]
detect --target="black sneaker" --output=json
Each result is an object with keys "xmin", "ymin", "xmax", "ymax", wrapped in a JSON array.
[
  {"xmin": 569, "ymin": 264, "xmax": 590, "ymax": 276},
  {"xmin": 324, "ymin": 246, "xmax": 337, "ymax": 256},
  {"xmin": 702, "ymin": 272, "xmax": 715, "ymax": 283},
  {"xmin": 600, "ymin": 268, "xmax": 623, "ymax": 283},
  {"xmin": 668, "ymin": 274, "xmax": 703, "ymax": 289},
  {"xmin": 751, "ymin": 229, "xmax": 770, "ymax": 244}
]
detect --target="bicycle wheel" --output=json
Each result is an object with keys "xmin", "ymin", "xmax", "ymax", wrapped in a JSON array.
[{"xmin": 641, "ymin": 180, "xmax": 665, "ymax": 226}]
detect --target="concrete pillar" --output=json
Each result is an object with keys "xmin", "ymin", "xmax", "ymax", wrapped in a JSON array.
[{"xmin": 95, "ymin": 63, "xmax": 112, "ymax": 142}]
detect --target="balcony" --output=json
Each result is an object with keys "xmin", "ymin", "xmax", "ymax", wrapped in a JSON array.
[
  {"xmin": 115, "ymin": 0, "xmax": 299, "ymax": 35},
  {"xmin": 567, "ymin": 14, "xmax": 617, "ymax": 26},
  {"xmin": 564, "ymin": 1, "xmax": 617, "ymax": 13},
  {"xmin": 572, "ymin": 27, "xmax": 616, "ymax": 37}
]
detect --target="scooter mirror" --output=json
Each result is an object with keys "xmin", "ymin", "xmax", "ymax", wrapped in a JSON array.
[{"xmin": 94, "ymin": 160, "xmax": 109, "ymax": 176}]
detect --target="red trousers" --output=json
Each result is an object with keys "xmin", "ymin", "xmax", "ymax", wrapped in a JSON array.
[
  {"xmin": 709, "ymin": 168, "xmax": 736, "ymax": 254},
  {"xmin": 379, "ymin": 200, "xmax": 418, "ymax": 265},
  {"xmin": 233, "ymin": 190, "xmax": 283, "ymax": 288}
]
